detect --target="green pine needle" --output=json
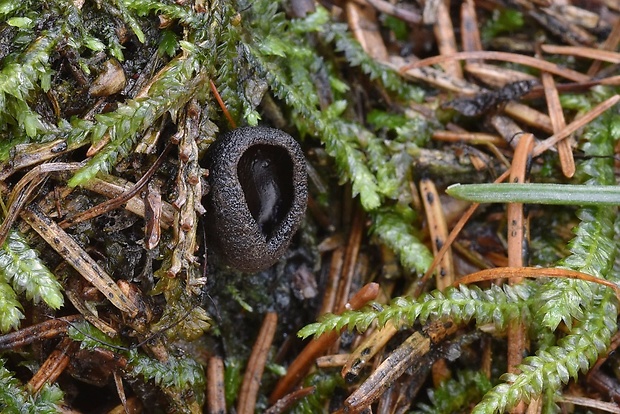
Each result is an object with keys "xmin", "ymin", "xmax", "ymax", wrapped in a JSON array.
[{"xmin": 447, "ymin": 183, "xmax": 620, "ymax": 206}]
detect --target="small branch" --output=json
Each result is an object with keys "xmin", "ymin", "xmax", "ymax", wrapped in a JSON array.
[
  {"xmin": 344, "ymin": 321, "xmax": 459, "ymax": 412},
  {"xmin": 342, "ymin": 322, "xmax": 398, "ymax": 381},
  {"xmin": 587, "ymin": 17, "xmax": 620, "ymax": 76},
  {"xmin": 432, "ymin": 130, "xmax": 507, "ymax": 147},
  {"xmin": 433, "ymin": 0, "xmax": 462, "ymax": 79},
  {"xmin": 0, "ymin": 162, "xmax": 81, "ymax": 247},
  {"xmin": 83, "ymin": 175, "xmax": 175, "ymax": 229},
  {"xmin": 557, "ymin": 395, "xmax": 620, "ymax": 414}
]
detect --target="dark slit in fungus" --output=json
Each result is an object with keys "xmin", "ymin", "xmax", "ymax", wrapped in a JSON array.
[
  {"xmin": 237, "ymin": 145, "xmax": 294, "ymax": 239},
  {"xmin": 203, "ymin": 127, "xmax": 307, "ymax": 273}
]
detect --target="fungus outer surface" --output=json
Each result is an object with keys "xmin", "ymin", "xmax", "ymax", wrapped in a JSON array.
[{"xmin": 204, "ymin": 127, "xmax": 307, "ymax": 272}]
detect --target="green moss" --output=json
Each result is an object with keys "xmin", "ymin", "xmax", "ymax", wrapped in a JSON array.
[{"xmin": 0, "ymin": 359, "xmax": 63, "ymax": 413}]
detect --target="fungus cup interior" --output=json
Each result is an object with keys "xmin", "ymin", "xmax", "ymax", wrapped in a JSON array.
[{"xmin": 237, "ymin": 144, "xmax": 294, "ymax": 239}]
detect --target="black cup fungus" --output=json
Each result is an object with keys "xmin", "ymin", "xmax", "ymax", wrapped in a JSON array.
[{"xmin": 203, "ymin": 127, "xmax": 308, "ymax": 272}]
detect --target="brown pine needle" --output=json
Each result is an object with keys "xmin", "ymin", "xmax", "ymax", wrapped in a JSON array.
[
  {"xmin": 237, "ymin": 312, "xmax": 278, "ymax": 414},
  {"xmin": 210, "ymin": 79, "xmax": 237, "ymax": 129},
  {"xmin": 417, "ymin": 168, "xmax": 511, "ymax": 295},
  {"xmin": 265, "ymin": 387, "xmax": 316, "ymax": 414},
  {"xmin": 455, "ymin": 267, "xmax": 620, "ymax": 302},
  {"xmin": 533, "ymin": 95, "xmax": 620, "ymax": 156},
  {"xmin": 541, "ymin": 70, "xmax": 575, "ymax": 177},
  {"xmin": 506, "ymin": 133, "xmax": 533, "ymax": 414},
  {"xmin": 420, "ymin": 178, "xmax": 454, "ymax": 290},
  {"xmin": 541, "ymin": 44, "xmax": 620, "ymax": 63},
  {"xmin": 206, "ymin": 357, "xmax": 226, "ymax": 414},
  {"xmin": 398, "ymin": 51, "xmax": 590, "ymax": 82}
]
